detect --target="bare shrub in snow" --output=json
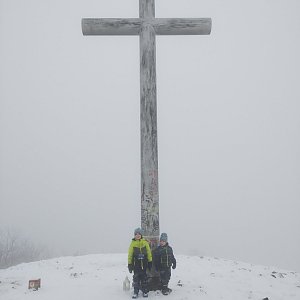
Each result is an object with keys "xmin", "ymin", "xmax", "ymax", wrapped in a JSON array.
[{"xmin": 0, "ymin": 228, "xmax": 45, "ymax": 269}]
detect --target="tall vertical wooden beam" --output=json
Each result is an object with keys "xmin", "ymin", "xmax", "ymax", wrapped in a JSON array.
[
  {"xmin": 139, "ymin": 0, "xmax": 159, "ymax": 246},
  {"xmin": 139, "ymin": 0, "xmax": 155, "ymax": 19}
]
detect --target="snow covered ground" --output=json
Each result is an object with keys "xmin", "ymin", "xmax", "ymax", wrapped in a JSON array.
[{"xmin": 0, "ymin": 253, "xmax": 299, "ymax": 300}]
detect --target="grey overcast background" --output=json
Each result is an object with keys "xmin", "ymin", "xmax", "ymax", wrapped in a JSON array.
[{"xmin": 0, "ymin": 0, "xmax": 299, "ymax": 271}]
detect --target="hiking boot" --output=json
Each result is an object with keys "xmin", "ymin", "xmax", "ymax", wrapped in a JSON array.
[{"xmin": 162, "ymin": 287, "xmax": 172, "ymax": 295}]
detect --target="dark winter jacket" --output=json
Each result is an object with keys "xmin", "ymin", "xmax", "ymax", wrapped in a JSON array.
[
  {"xmin": 153, "ymin": 243, "xmax": 176, "ymax": 271},
  {"xmin": 128, "ymin": 238, "xmax": 152, "ymax": 271}
]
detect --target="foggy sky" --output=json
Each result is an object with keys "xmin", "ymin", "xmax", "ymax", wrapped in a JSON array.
[{"xmin": 0, "ymin": 0, "xmax": 299, "ymax": 271}]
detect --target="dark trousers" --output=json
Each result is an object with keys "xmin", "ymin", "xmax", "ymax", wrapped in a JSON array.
[
  {"xmin": 159, "ymin": 268, "xmax": 171, "ymax": 288},
  {"xmin": 133, "ymin": 269, "xmax": 148, "ymax": 294}
]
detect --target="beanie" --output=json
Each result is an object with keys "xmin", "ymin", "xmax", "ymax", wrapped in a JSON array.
[
  {"xmin": 160, "ymin": 232, "xmax": 168, "ymax": 242},
  {"xmin": 134, "ymin": 228, "xmax": 143, "ymax": 236}
]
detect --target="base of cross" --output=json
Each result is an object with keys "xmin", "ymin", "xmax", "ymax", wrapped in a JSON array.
[
  {"xmin": 147, "ymin": 271, "xmax": 162, "ymax": 291},
  {"xmin": 144, "ymin": 235, "xmax": 161, "ymax": 291}
]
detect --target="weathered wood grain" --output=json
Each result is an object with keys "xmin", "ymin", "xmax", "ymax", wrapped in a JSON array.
[
  {"xmin": 82, "ymin": 18, "xmax": 212, "ymax": 36},
  {"xmin": 139, "ymin": 0, "xmax": 155, "ymax": 19},
  {"xmin": 82, "ymin": 18, "xmax": 142, "ymax": 35},
  {"xmin": 140, "ymin": 23, "xmax": 159, "ymax": 239},
  {"xmin": 153, "ymin": 18, "xmax": 212, "ymax": 35}
]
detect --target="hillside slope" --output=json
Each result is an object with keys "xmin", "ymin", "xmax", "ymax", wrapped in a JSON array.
[{"xmin": 0, "ymin": 254, "xmax": 299, "ymax": 299}]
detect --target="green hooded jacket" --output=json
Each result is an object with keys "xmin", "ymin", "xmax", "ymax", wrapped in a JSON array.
[{"xmin": 128, "ymin": 238, "xmax": 152, "ymax": 270}]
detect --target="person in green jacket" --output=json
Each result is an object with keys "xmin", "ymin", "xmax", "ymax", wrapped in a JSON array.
[{"xmin": 128, "ymin": 228, "xmax": 152, "ymax": 298}]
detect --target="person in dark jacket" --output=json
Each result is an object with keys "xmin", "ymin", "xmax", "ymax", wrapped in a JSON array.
[
  {"xmin": 153, "ymin": 233, "xmax": 176, "ymax": 295},
  {"xmin": 128, "ymin": 228, "xmax": 152, "ymax": 298}
]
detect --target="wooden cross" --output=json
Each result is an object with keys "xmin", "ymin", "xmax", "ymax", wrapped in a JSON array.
[{"xmin": 82, "ymin": 0, "xmax": 211, "ymax": 248}]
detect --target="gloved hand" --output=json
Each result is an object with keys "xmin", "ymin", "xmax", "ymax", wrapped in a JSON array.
[
  {"xmin": 172, "ymin": 262, "xmax": 176, "ymax": 269},
  {"xmin": 148, "ymin": 261, "xmax": 152, "ymax": 270},
  {"xmin": 128, "ymin": 264, "xmax": 133, "ymax": 273}
]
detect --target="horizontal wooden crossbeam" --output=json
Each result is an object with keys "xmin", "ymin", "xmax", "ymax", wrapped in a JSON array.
[{"xmin": 82, "ymin": 18, "xmax": 212, "ymax": 36}]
